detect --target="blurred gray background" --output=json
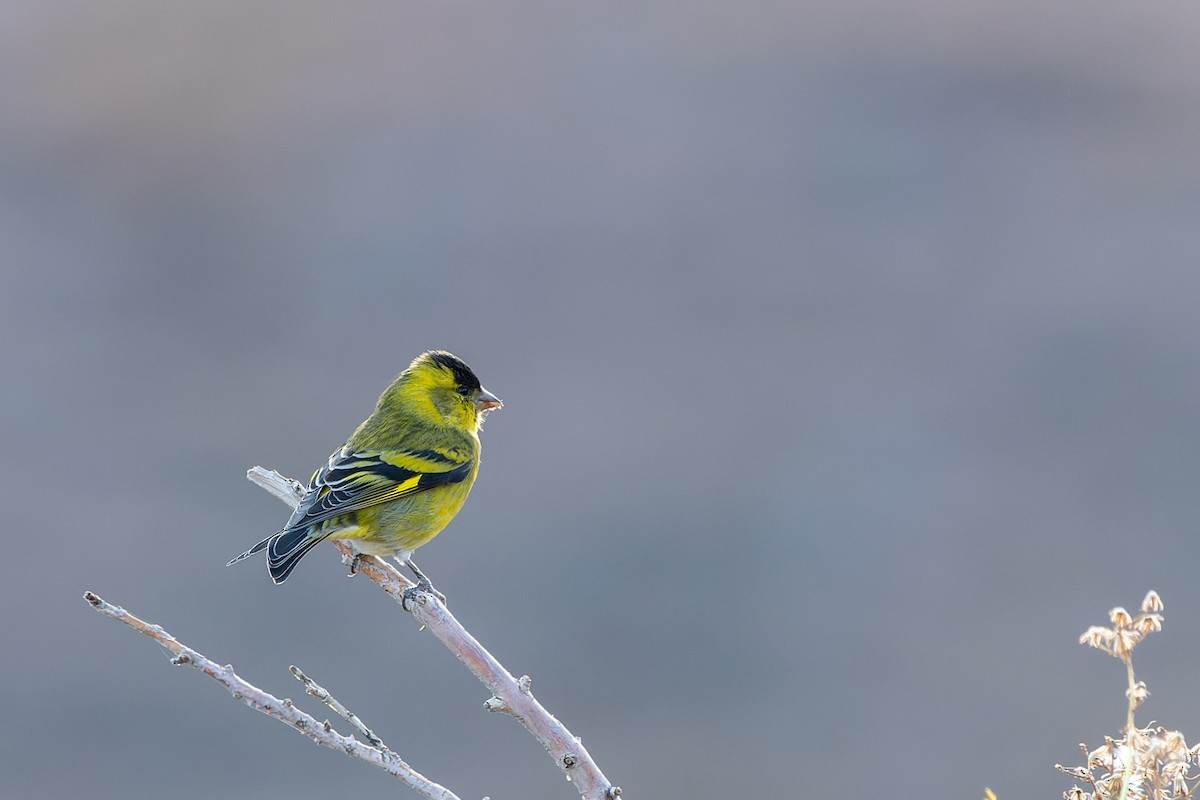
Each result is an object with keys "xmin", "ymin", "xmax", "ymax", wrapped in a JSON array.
[{"xmin": 3, "ymin": 2, "xmax": 1200, "ymax": 798}]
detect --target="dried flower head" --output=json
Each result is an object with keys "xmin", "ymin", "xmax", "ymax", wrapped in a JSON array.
[
  {"xmin": 1060, "ymin": 726, "xmax": 1199, "ymax": 800},
  {"xmin": 1061, "ymin": 593, "xmax": 1200, "ymax": 799},
  {"xmin": 1110, "ymin": 607, "xmax": 1133, "ymax": 627},
  {"xmin": 1079, "ymin": 592, "xmax": 1165, "ymax": 661},
  {"xmin": 1141, "ymin": 591, "xmax": 1164, "ymax": 614},
  {"xmin": 1080, "ymin": 626, "xmax": 1113, "ymax": 650},
  {"xmin": 1138, "ymin": 614, "xmax": 1164, "ymax": 637},
  {"xmin": 1126, "ymin": 681, "xmax": 1149, "ymax": 711}
]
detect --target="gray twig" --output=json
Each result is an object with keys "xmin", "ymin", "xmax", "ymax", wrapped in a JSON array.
[
  {"xmin": 83, "ymin": 592, "xmax": 461, "ymax": 800},
  {"xmin": 290, "ymin": 665, "xmax": 383, "ymax": 748}
]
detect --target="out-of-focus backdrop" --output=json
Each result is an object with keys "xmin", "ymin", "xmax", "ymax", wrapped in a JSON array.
[{"xmin": 4, "ymin": 2, "xmax": 1200, "ymax": 798}]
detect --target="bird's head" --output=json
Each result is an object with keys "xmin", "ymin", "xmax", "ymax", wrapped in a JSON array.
[{"xmin": 382, "ymin": 350, "xmax": 502, "ymax": 432}]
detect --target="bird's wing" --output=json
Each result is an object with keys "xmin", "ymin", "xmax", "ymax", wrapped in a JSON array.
[{"xmin": 282, "ymin": 445, "xmax": 474, "ymax": 533}]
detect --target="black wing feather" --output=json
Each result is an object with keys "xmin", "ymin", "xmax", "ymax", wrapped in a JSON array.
[{"xmin": 232, "ymin": 445, "xmax": 474, "ymax": 583}]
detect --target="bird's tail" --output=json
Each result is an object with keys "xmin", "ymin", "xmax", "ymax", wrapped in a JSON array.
[
  {"xmin": 228, "ymin": 529, "xmax": 326, "ymax": 584},
  {"xmin": 266, "ymin": 528, "xmax": 327, "ymax": 584},
  {"xmin": 227, "ymin": 535, "xmax": 273, "ymax": 567}
]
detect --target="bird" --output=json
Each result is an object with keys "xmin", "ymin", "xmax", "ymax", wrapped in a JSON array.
[{"xmin": 229, "ymin": 350, "xmax": 501, "ymax": 604}]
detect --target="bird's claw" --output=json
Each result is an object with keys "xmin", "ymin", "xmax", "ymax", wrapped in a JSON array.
[
  {"xmin": 401, "ymin": 586, "xmax": 423, "ymax": 611},
  {"xmin": 346, "ymin": 554, "xmax": 362, "ymax": 578},
  {"xmin": 399, "ymin": 559, "xmax": 445, "ymax": 611},
  {"xmin": 401, "ymin": 577, "xmax": 446, "ymax": 612}
]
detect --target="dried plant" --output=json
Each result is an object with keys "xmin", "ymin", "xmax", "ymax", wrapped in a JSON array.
[{"xmin": 1057, "ymin": 591, "xmax": 1200, "ymax": 800}]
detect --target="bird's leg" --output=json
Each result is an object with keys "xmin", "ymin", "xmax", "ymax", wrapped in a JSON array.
[
  {"xmin": 346, "ymin": 553, "xmax": 362, "ymax": 578},
  {"xmin": 401, "ymin": 558, "xmax": 446, "ymax": 610}
]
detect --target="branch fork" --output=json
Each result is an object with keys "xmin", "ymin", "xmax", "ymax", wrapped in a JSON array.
[{"xmin": 83, "ymin": 465, "xmax": 622, "ymax": 800}]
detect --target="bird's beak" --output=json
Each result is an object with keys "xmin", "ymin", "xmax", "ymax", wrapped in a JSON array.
[{"xmin": 476, "ymin": 387, "xmax": 503, "ymax": 411}]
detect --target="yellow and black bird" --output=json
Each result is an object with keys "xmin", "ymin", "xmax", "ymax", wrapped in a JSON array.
[{"xmin": 229, "ymin": 350, "xmax": 501, "ymax": 600}]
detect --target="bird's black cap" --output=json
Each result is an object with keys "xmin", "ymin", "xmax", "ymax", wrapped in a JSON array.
[{"xmin": 424, "ymin": 350, "xmax": 482, "ymax": 390}]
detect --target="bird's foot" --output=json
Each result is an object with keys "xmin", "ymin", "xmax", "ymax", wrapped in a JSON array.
[
  {"xmin": 401, "ymin": 560, "xmax": 446, "ymax": 610},
  {"xmin": 401, "ymin": 578, "xmax": 447, "ymax": 610},
  {"xmin": 400, "ymin": 585, "xmax": 423, "ymax": 611},
  {"xmin": 346, "ymin": 553, "xmax": 362, "ymax": 578}
]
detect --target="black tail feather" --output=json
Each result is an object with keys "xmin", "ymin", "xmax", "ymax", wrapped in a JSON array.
[
  {"xmin": 266, "ymin": 528, "xmax": 326, "ymax": 584},
  {"xmin": 227, "ymin": 534, "xmax": 274, "ymax": 567}
]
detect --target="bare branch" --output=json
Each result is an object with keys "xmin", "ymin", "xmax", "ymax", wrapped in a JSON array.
[
  {"xmin": 291, "ymin": 665, "xmax": 383, "ymax": 749},
  {"xmin": 247, "ymin": 466, "xmax": 623, "ymax": 800},
  {"xmin": 82, "ymin": 592, "xmax": 462, "ymax": 800},
  {"xmin": 247, "ymin": 465, "xmax": 307, "ymax": 505}
]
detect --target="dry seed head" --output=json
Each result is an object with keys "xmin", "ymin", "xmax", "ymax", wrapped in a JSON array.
[
  {"xmin": 1126, "ymin": 681, "xmax": 1149, "ymax": 710},
  {"xmin": 1120, "ymin": 772, "xmax": 1147, "ymax": 799},
  {"xmin": 1113, "ymin": 628, "xmax": 1140, "ymax": 658},
  {"xmin": 1080, "ymin": 626, "xmax": 1113, "ymax": 650},
  {"xmin": 1078, "ymin": 593, "xmax": 1166, "ymax": 661},
  {"xmin": 1159, "ymin": 728, "xmax": 1189, "ymax": 760},
  {"xmin": 1063, "ymin": 593, "xmax": 1199, "ymax": 800},
  {"xmin": 1141, "ymin": 590, "xmax": 1164, "ymax": 614},
  {"xmin": 1136, "ymin": 614, "xmax": 1163, "ymax": 636},
  {"xmin": 1058, "ymin": 764, "xmax": 1092, "ymax": 780}
]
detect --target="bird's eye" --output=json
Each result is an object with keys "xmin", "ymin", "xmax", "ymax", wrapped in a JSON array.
[{"xmin": 456, "ymin": 385, "xmax": 471, "ymax": 397}]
